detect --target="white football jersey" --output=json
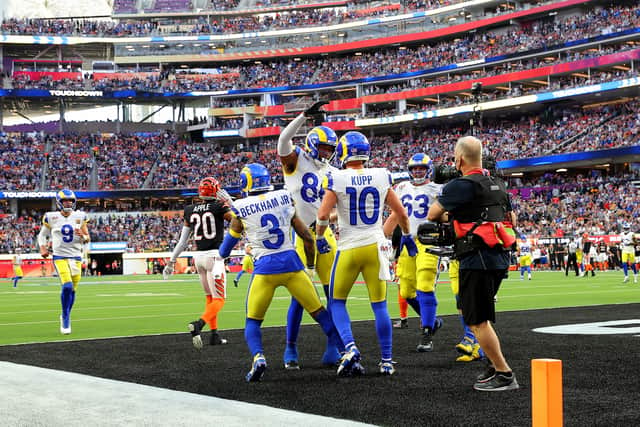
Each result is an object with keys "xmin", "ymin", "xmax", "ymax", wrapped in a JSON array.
[
  {"xmin": 42, "ymin": 210, "xmax": 89, "ymax": 258},
  {"xmin": 519, "ymin": 243, "xmax": 531, "ymax": 255},
  {"xmin": 394, "ymin": 180, "xmax": 442, "ymax": 235},
  {"xmin": 324, "ymin": 167, "xmax": 391, "ymax": 250},
  {"xmin": 621, "ymin": 231, "xmax": 635, "ymax": 252},
  {"xmin": 13, "ymin": 255, "xmax": 22, "ymax": 266},
  {"xmin": 231, "ymin": 189, "xmax": 297, "ymax": 260},
  {"xmin": 283, "ymin": 148, "xmax": 338, "ymax": 227}
]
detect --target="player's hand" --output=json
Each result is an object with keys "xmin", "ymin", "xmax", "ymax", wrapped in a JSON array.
[
  {"xmin": 304, "ymin": 100, "xmax": 329, "ymax": 125},
  {"xmin": 316, "ymin": 237, "xmax": 331, "ymax": 254},
  {"xmin": 40, "ymin": 249, "xmax": 50, "ymax": 258},
  {"xmin": 216, "ymin": 188, "xmax": 234, "ymax": 206},
  {"xmin": 304, "ymin": 266, "xmax": 316, "ymax": 280},
  {"xmin": 162, "ymin": 262, "xmax": 175, "ymax": 280},
  {"xmin": 400, "ymin": 234, "xmax": 418, "ymax": 257}
]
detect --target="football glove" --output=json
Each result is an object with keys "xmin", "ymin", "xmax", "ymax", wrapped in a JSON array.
[
  {"xmin": 216, "ymin": 188, "xmax": 234, "ymax": 206},
  {"xmin": 162, "ymin": 261, "xmax": 175, "ymax": 280},
  {"xmin": 316, "ymin": 236, "xmax": 331, "ymax": 254},
  {"xmin": 304, "ymin": 100, "xmax": 329, "ymax": 125},
  {"xmin": 400, "ymin": 234, "xmax": 418, "ymax": 257}
]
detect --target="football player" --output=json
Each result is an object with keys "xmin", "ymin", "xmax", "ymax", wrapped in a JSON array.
[
  {"xmin": 38, "ymin": 189, "xmax": 90, "ymax": 335},
  {"xmin": 620, "ymin": 223, "xmax": 638, "ymax": 283},
  {"xmin": 163, "ymin": 176, "xmax": 234, "ymax": 348},
  {"xmin": 383, "ymin": 153, "xmax": 444, "ymax": 352},
  {"xmin": 12, "ymin": 249, "xmax": 23, "ymax": 288},
  {"xmin": 517, "ymin": 236, "xmax": 532, "ymax": 281},
  {"xmin": 218, "ymin": 163, "xmax": 342, "ymax": 382},
  {"xmin": 316, "ymin": 131, "xmax": 416, "ymax": 376},
  {"xmin": 233, "ymin": 244, "xmax": 254, "ymax": 287},
  {"xmin": 277, "ymin": 101, "xmax": 342, "ymax": 369}
]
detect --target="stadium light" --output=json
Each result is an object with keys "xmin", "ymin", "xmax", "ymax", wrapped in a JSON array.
[{"xmin": 556, "ymin": 168, "xmax": 567, "ymax": 172}]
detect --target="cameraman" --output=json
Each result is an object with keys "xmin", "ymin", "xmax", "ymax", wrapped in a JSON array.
[{"xmin": 427, "ymin": 136, "xmax": 518, "ymax": 392}]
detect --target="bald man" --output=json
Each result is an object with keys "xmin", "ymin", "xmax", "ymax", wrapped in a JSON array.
[{"xmin": 427, "ymin": 136, "xmax": 518, "ymax": 392}]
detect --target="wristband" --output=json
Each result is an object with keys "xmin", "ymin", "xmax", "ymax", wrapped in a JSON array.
[{"xmin": 316, "ymin": 218, "xmax": 329, "ymax": 226}]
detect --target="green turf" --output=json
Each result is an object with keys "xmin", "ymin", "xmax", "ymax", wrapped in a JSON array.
[{"xmin": 1, "ymin": 270, "xmax": 639, "ymax": 345}]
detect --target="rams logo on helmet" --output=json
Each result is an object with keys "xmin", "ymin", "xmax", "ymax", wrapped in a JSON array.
[
  {"xmin": 407, "ymin": 153, "xmax": 433, "ymax": 184},
  {"xmin": 240, "ymin": 163, "xmax": 273, "ymax": 194},
  {"xmin": 305, "ymin": 126, "xmax": 337, "ymax": 163},
  {"xmin": 56, "ymin": 189, "xmax": 76, "ymax": 213},
  {"xmin": 336, "ymin": 131, "xmax": 370, "ymax": 168}
]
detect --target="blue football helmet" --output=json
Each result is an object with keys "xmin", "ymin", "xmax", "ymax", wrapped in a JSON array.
[
  {"xmin": 56, "ymin": 189, "xmax": 76, "ymax": 213},
  {"xmin": 407, "ymin": 153, "xmax": 433, "ymax": 184},
  {"xmin": 336, "ymin": 131, "xmax": 370, "ymax": 168},
  {"xmin": 240, "ymin": 163, "xmax": 273, "ymax": 194},
  {"xmin": 305, "ymin": 126, "xmax": 337, "ymax": 163}
]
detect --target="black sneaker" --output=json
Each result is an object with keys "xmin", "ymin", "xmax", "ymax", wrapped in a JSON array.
[
  {"xmin": 393, "ymin": 319, "xmax": 408, "ymax": 329},
  {"xmin": 209, "ymin": 329, "xmax": 228, "ymax": 345},
  {"xmin": 473, "ymin": 372, "xmax": 519, "ymax": 391},
  {"xmin": 476, "ymin": 364, "xmax": 496, "ymax": 383}
]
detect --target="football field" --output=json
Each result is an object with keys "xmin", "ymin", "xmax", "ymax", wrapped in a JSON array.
[{"xmin": 1, "ymin": 269, "xmax": 639, "ymax": 345}]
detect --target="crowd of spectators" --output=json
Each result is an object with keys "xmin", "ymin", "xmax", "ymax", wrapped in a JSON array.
[
  {"xmin": 1, "ymin": 0, "xmax": 473, "ymax": 37},
  {"xmin": 5, "ymin": 3, "xmax": 640, "ymax": 98}
]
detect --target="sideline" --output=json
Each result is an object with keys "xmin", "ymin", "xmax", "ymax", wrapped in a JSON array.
[{"xmin": 0, "ymin": 362, "xmax": 373, "ymax": 427}]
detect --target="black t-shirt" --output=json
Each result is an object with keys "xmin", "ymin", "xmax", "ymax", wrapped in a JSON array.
[
  {"xmin": 438, "ymin": 176, "xmax": 511, "ymax": 270},
  {"xmin": 183, "ymin": 200, "xmax": 230, "ymax": 251}
]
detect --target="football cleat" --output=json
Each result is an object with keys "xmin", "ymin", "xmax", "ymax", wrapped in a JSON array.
[
  {"xmin": 456, "ymin": 343, "xmax": 484, "ymax": 362},
  {"xmin": 188, "ymin": 319, "xmax": 205, "ymax": 350},
  {"xmin": 59, "ymin": 315, "xmax": 71, "ymax": 335},
  {"xmin": 393, "ymin": 319, "xmax": 408, "ymax": 329},
  {"xmin": 321, "ymin": 345, "xmax": 342, "ymax": 366},
  {"xmin": 378, "ymin": 360, "xmax": 396, "ymax": 376},
  {"xmin": 417, "ymin": 318, "xmax": 443, "ymax": 353},
  {"xmin": 455, "ymin": 336, "xmax": 475, "ymax": 356},
  {"xmin": 246, "ymin": 353, "xmax": 267, "ymax": 382},
  {"xmin": 283, "ymin": 344, "xmax": 300, "ymax": 370},
  {"xmin": 623, "ymin": 276, "xmax": 629, "ymax": 283},
  {"xmin": 209, "ymin": 330, "xmax": 228, "ymax": 346},
  {"xmin": 337, "ymin": 346, "xmax": 361, "ymax": 377}
]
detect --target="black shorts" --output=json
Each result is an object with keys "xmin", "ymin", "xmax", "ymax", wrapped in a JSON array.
[{"xmin": 458, "ymin": 269, "xmax": 506, "ymax": 325}]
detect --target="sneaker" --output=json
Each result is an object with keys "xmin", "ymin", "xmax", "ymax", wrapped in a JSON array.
[
  {"xmin": 59, "ymin": 315, "xmax": 71, "ymax": 335},
  {"xmin": 209, "ymin": 330, "xmax": 228, "ymax": 346},
  {"xmin": 283, "ymin": 344, "xmax": 299, "ymax": 370},
  {"xmin": 455, "ymin": 336, "xmax": 475, "ymax": 356},
  {"xmin": 379, "ymin": 360, "xmax": 396, "ymax": 376},
  {"xmin": 476, "ymin": 364, "xmax": 496, "ymax": 383},
  {"xmin": 337, "ymin": 346, "xmax": 361, "ymax": 377},
  {"xmin": 188, "ymin": 319, "xmax": 205, "ymax": 350},
  {"xmin": 473, "ymin": 372, "xmax": 519, "ymax": 391},
  {"xmin": 623, "ymin": 276, "xmax": 629, "ymax": 283},
  {"xmin": 246, "ymin": 353, "xmax": 267, "ymax": 382},
  {"xmin": 417, "ymin": 318, "xmax": 443, "ymax": 353},
  {"xmin": 393, "ymin": 319, "xmax": 408, "ymax": 329}
]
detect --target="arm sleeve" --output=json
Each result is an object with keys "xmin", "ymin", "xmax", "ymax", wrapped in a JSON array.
[
  {"xmin": 170, "ymin": 226, "xmax": 192, "ymax": 262},
  {"xmin": 277, "ymin": 113, "xmax": 307, "ymax": 156}
]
